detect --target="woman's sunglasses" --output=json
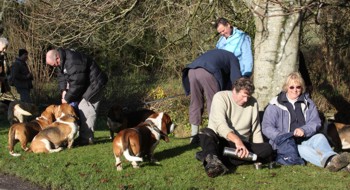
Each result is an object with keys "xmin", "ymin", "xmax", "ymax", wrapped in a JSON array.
[{"xmin": 289, "ymin": 86, "xmax": 302, "ymax": 90}]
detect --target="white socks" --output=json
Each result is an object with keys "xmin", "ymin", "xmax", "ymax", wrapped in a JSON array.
[{"xmin": 191, "ymin": 124, "xmax": 199, "ymax": 136}]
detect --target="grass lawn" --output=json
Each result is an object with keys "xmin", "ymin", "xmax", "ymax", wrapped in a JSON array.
[
  {"xmin": 0, "ymin": 114, "xmax": 349, "ymax": 190},
  {"xmin": 1, "ymin": 74, "xmax": 350, "ymax": 189}
]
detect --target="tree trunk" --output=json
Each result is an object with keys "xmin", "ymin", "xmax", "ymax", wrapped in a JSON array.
[{"xmin": 246, "ymin": 0, "xmax": 303, "ymax": 110}]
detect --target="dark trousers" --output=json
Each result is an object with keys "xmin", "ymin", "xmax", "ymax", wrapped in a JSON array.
[
  {"xmin": 199, "ymin": 128, "xmax": 273, "ymax": 166},
  {"xmin": 188, "ymin": 68, "xmax": 219, "ymax": 125}
]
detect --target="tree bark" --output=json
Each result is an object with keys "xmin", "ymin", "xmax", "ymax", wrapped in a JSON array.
[{"xmin": 245, "ymin": 0, "xmax": 303, "ymax": 110}]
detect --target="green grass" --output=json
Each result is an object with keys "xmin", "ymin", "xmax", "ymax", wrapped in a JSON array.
[
  {"xmin": 1, "ymin": 115, "xmax": 350, "ymax": 190},
  {"xmin": 1, "ymin": 75, "xmax": 350, "ymax": 190}
]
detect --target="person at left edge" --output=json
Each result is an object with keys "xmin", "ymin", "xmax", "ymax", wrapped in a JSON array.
[
  {"xmin": 12, "ymin": 49, "xmax": 33, "ymax": 103},
  {"xmin": 46, "ymin": 48, "xmax": 108, "ymax": 146},
  {"xmin": 182, "ymin": 49, "xmax": 241, "ymax": 144},
  {"xmin": 0, "ymin": 37, "xmax": 11, "ymax": 94}
]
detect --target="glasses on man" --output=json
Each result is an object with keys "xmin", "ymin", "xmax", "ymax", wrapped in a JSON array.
[{"xmin": 289, "ymin": 86, "xmax": 302, "ymax": 90}]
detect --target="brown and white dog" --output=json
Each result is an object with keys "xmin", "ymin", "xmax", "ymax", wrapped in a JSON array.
[
  {"xmin": 112, "ymin": 112, "xmax": 175, "ymax": 171},
  {"xmin": 107, "ymin": 104, "xmax": 155, "ymax": 139},
  {"xmin": 8, "ymin": 103, "xmax": 77, "ymax": 156},
  {"xmin": 7, "ymin": 101, "xmax": 38, "ymax": 124},
  {"xmin": 29, "ymin": 109, "xmax": 79, "ymax": 153},
  {"xmin": 326, "ymin": 122, "xmax": 350, "ymax": 151}
]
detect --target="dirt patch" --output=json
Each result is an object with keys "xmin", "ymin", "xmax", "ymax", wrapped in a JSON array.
[{"xmin": 0, "ymin": 173, "xmax": 48, "ymax": 190}]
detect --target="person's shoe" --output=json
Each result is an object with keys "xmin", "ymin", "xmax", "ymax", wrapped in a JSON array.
[
  {"xmin": 195, "ymin": 151, "xmax": 204, "ymax": 162},
  {"xmin": 204, "ymin": 154, "xmax": 228, "ymax": 178},
  {"xmin": 326, "ymin": 152, "xmax": 350, "ymax": 172},
  {"xmin": 73, "ymin": 137, "xmax": 94, "ymax": 146},
  {"xmin": 341, "ymin": 164, "xmax": 350, "ymax": 173}
]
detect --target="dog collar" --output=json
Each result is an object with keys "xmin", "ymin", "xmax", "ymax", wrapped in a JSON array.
[
  {"xmin": 36, "ymin": 115, "xmax": 48, "ymax": 121},
  {"xmin": 145, "ymin": 120, "xmax": 167, "ymax": 138}
]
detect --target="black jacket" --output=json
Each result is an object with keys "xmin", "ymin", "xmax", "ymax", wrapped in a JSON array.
[
  {"xmin": 12, "ymin": 58, "xmax": 33, "ymax": 89},
  {"xmin": 57, "ymin": 48, "xmax": 108, "ymax": 102}
]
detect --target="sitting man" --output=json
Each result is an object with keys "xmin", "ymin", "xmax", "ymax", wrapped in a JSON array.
[{"xmin": 197, "ymin": 77, "xmax": 273, "ymax": 178}]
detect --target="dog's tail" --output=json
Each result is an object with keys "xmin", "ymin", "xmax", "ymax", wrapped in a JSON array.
[
  {"xmin": 8, "ymin": 125, "xmax": 20, "ymax": 156},
  {"xmin": 14, "ymin": 104, "xmax": 32, "ymax": 116},
  {"xmin": 123, "ymin": 149, "xmax": 143, "ymax": 162},
  {"xmin": 122, "ymin": 133, "xmax": 143, "ymax": 162}
]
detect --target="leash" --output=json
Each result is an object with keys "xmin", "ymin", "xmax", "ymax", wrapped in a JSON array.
[
  {"xmin": 170, "ymin": 134, "xmax": 198, "ymax": 140},
  {"xmin": 143, "ymin": 94, "xmax": 184, "ymax": 105}
]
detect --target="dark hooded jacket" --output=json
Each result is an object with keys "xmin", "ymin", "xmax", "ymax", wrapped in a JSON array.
[
  {"xmin": 262, "ymin": 92, "xmax": 321, "ymax": 150},
  {"xmin": 182, "ymin": 49, "xmax": 241, "ymax": 96},
  {"xmin": 57, "ymin": 48, "xmax": 108, "ymax": 103},
  {"xmin": 12, "ymin": 57, "xmax": 33, "ymax": 90}
]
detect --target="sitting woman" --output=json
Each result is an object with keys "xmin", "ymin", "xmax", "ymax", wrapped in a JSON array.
[{"xmin": 262, "ymin": 71, "xmax": 350, "ymax": 172}]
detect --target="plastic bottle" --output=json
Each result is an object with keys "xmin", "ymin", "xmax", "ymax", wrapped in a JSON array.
[{"xmin": 222, "ymin": 147, "xmax": 257, "ymax": 161}]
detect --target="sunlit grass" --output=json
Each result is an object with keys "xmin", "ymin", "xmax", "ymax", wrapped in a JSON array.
[
  {"xmin": 1, "ymin": 114, "xmax": 350, "ymax": 190},
  {"xmin": 1, "ymin": 71, "xmax": 350, "ymax": 189}
]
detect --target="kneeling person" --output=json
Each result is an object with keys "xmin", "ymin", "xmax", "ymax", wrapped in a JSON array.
[{"xmin": 197, "ymin": 78, "xmax": 272, "ymax": 178}]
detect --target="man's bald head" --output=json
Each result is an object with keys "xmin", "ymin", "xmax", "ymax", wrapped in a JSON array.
[{"xmin": 46, "ymin": 49, "xmax": 60, "ymax": 67}]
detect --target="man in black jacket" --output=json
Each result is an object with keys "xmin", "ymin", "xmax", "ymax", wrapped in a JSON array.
[{"xmin": 46, "ymin": 48, "xmax": 108, "ymax": 145}]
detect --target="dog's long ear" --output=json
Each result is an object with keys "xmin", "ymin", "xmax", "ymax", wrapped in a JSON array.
[
  {"xmin": 161, "ymin": 113, "xmax": 175, "ymax": 134},
  {"xmin": 160, "ymin": 113, "xmax": 174, "ymax": 142},
  {"xmin": 63, "ymin": 103, "xmax": 78, "ymax": 117},
  {"xmin": 41, "ymin": 105, "xmax": 57, "ymax": 123},
  {"xmin": 54, "ymin": 104, "xmax": 63, "ymax": 119}
]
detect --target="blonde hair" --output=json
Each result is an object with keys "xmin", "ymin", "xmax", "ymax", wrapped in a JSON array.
[{"xmin": 282, "ymin": 72, "xmax": 306, "ymax": 93}]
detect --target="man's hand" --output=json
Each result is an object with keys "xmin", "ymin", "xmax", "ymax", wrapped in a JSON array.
[
  {"xmin": 227, "ymin": 132, "xmax": 249, "ymax": 159},
  {"xmin": 61, "ymin": 91, "xmax": 67, "ymax": 104}
]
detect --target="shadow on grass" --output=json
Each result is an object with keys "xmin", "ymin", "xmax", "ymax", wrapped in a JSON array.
[
  {"xmin": 94, "ymin": 136, "xmax": 112, "ymax": 144},
  {"xmin": 155, "ymin": 142, "xmax": 198, "ymax": 161},
  {"xmin": 94, "ymin": 135, "xmax": 199, "ymax": 160}
]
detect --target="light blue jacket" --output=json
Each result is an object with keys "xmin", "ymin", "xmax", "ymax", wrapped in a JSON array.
[
  {"xmin": 261, "ymin": 93, "xmax": 322, "ymax": 150},
  {"xmin": 216, "ymin": 28, "xmax": 253, "ymax": 77}
]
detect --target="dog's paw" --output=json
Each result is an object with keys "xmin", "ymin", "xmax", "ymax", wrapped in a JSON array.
[
  {"xmin": 116, "ymin": 166, "xmax": 123, "ymax": 171},
  {"xmin": 131, "ymin": 161, "xmax": 140, "ymax": 169},
  {"xmin": 49, "ymin": 147, "xmax": 63, "ymax": 153},
  {"xmin": 9, "ymin": 151, "xmax": 21, "ymax": 157}
]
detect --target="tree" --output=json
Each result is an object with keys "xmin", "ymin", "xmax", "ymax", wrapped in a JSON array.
[
  {"xmin": 1, "ymin": 0, "xmax": 349, "ymax": 111},
  {"xmin": 242, "ymin": 0, "xmax": 350, "ymax": 110},
  {"xmin": 239, "ymin": 0, "xmax": 313, "ymax": 109}
]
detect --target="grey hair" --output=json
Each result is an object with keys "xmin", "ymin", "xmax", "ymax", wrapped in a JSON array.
[{"xmin": 0, "ymin": 37, "xmax": 9, "ymax": 46}]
